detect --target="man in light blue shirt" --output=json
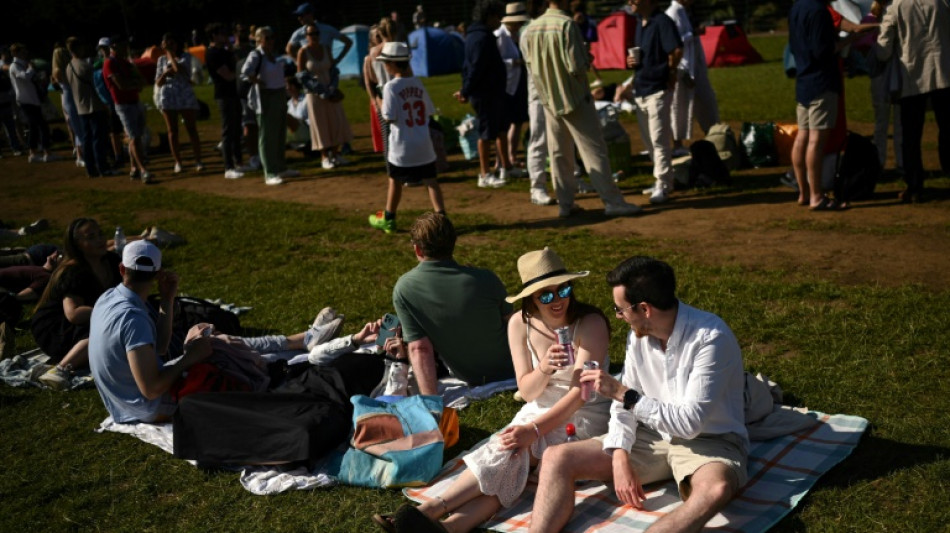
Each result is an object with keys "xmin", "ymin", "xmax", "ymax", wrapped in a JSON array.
[
  {"xmin": 285, "ymin": 2, "xmax": 353, "ymax": 64},
  {"xmin": 88, "ymin": 240, "xmax": 212, "ymax": 423}
]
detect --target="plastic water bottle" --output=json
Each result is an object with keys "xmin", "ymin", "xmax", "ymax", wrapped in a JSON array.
[
  {"xmin": 565, "ymin": 423, "xmax": 578, "ymax": 443},
  {"xmin": 114, "ymin": 226, "xmax": 126, "ymax": 255}
]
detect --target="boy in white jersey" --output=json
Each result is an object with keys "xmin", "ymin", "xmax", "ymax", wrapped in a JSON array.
[{"xmin": 368, "ymin": 42, "xmax": 446, "ymax": 234}]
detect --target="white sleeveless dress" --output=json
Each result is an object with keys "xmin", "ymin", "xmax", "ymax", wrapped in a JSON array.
[{"xmin": 462, "ymin": 317, "xmax": 611, "ymax": 507}]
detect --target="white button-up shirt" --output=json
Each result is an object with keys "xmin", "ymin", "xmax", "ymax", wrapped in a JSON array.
[{"xmin": 603, "ymin": 302, "xmax": 749, "ymax": 455}]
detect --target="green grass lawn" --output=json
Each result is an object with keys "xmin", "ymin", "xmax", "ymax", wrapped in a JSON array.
[{"xmin": 2, "ymin": 34, "xmax": 948, "ymax": 532}]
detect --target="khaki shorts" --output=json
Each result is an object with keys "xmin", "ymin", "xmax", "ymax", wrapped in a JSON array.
[
  {"xmin": 796, "ymin": 91, "xmax": 838, "ymax": 130},
  {"xmin": 597, "ymin": 426, "xmax": 748, "ymax": 499}
]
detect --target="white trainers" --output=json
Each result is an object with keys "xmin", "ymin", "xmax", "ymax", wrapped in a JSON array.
[
  {"xmin": 649, "ymin": 186, "xmax": 670, "ymax": 204},
  {"xmin": 312, "ymin": 307, "xmax": 338, "ymax": 328},
  {"xmin": 530, "ymin": 188, "xmax": 556, "ymax": 206},
  {"xmin": 75, "ymin": 156, "xmax": 85, "ymax": 168},
  {"xmin": 224, "ymin": 169, "xmax": 245, "ymax": 179},
  {"xmin": 38, "ymin": 365, "xmax": 70, "ymax": 390},
  {"xmin": 278, "ymin": 168, "xmax": 301, "ymax": 178},
  {"xmin": 477, "ymin": 173, "xmax": 505, "ymax": 188},
  {"xmin": 173, "ymin": 162, "xmax": 183, "ymax": 174},
  {"xmin": 321, "ymin": 158, "xmax": 336, "ymax": 169},
  {"xmin": 604, "ymin": 201, "xmax": 643, "ymax": 216},
  {"xmin": 264, "ymin": 175, "xmax": 284, "ymax": 185},
  {"xmin": 305, "ymin": 317, "xmax": 344, "ymax": 351}
]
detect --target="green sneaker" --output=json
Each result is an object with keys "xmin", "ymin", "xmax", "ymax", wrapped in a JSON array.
[{"xmin": 368, "ymin": 211, "xmax": 395, "ymax": 234}]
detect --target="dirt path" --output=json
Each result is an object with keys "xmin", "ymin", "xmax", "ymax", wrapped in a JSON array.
[{"xmin": 4, "ymin": 119, "xmax": 948, "ymax": 290}]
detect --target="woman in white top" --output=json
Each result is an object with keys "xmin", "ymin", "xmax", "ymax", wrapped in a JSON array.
[
  {"xmin": 377, "ymin": 247, "xmax": 612, "ymax": 533},
  {"xmin": 241, "ymin": 26, "xmax": 296, "ymax": 185},
  {"xmin": 155, "ymin": 33, "xmax": 203, "ymax": 173}
]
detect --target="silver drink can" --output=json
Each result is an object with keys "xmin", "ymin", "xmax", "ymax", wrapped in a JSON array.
[
  {"xmin": 554, "ymin": 326, "xmax": 575, "ymax": 367},
  {"xmin": 628, "ymin": 46, "xmax": 642, "ymax": 64},
  {"xmin": 581, "ymin": 361, "xmax": 599, "ymax": 401}
]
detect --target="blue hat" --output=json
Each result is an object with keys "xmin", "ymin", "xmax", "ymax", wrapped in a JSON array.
[{"xmin": 293, "ymin": 2, "xmax": 315, "ymax": 16}]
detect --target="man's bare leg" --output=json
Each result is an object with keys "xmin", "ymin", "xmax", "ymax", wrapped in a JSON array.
[
  {"xmin": 805, "ymin": 128, "xmax": 830, "ymax": 207},
  {"xmin": 646, "ymin": 462, "xmax": 737, "ymax": 533},
  {"xmin": 529, "ymin": 439, "xmax": 613, "ymax": 533},
  {"xmin": 791, "ymin": 128, "xmax": 810, "ymax": 205}
]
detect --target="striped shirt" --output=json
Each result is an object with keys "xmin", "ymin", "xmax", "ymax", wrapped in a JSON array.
[{"xmin": 520, "ymin": 8, "xmax": 590, "ymax": 116}]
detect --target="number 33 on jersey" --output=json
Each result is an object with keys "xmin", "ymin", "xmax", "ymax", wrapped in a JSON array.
[{"xmin": 381, "ymin": 76, "xmax": 437, "ymax": 167}]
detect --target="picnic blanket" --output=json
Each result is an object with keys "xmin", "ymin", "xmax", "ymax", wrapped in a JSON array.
[
  {"xmin": 96, "ymin": 376, "xmax": 517, "ymax": 496},
  {"xmin": 0, "ymin": 349, "xmax": 94, "ymax": 390},
  {"xmin": 405, "ymin": 411, "xmax": 868, "ymax": 532}
]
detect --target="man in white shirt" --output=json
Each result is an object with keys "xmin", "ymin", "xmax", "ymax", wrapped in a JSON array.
[{"xmin": 529, "ymin": 255, "xmax": 748, "ymax": 533}]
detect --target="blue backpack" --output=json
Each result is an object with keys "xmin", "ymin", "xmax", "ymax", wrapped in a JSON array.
[{"xmin": 93, "ymin": 67, "xmax": 113, "ymax": 105}]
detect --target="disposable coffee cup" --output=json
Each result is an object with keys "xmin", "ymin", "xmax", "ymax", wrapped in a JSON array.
[{"xmin": 628, "ymin": 47, "xmax": 642, "ymax": 63}]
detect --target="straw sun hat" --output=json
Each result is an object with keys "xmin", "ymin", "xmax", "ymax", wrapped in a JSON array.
[
  {"xmin": 501, "ymin": 2, "xmax": 530, "ymax": 23},
  {"xmin": 506, "ymin": 247, "xmax": 589, "ymax": 303}
]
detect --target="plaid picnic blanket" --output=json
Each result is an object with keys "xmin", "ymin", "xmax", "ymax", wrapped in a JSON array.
[{"xmin": 405, "ymin": 411, "xmax": 867, "ymax": 532}]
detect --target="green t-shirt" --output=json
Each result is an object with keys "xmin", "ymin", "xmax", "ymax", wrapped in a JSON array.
[{"xmin": 393, "ymin": 259, "xmax": 514, "ymax": 385}]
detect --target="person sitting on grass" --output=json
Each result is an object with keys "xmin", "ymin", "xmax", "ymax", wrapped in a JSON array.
[
  {"xmin": 368, "ymin": 42, "xmax": 446, "ymax": 235},
  {"xmin": 376, "ymin": 247, "xmax": 612, "ymax": 533},
  {"xmin": 0, "ymin": 249, "xmax": 60, "ymax": 302},
  {"xmin": 86, "ymin": 240, "xmax": 366, "ymax": 424},
  {"xmin": 31, "ymin": 218, "xmax": 122, "ymax": 390}
]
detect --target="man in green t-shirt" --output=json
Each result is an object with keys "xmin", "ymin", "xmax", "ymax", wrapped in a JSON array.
[{"xmin": 393, "ymin": 213, "xmax": 514, "ymax": 395}]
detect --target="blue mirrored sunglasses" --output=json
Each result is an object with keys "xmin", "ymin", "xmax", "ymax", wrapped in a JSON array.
[{"xmin": 538, "ymin": 283, "xmax": 573, "ymax": 305}]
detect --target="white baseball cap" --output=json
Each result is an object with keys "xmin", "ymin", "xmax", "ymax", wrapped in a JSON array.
[{"xmin": 122, "ymin": 240, "xmax": 162, "ymax": 272}]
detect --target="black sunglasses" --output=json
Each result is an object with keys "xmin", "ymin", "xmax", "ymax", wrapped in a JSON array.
[{"xmin": 537, "ymin": 283, "xmax": 573, "ymax": 305}]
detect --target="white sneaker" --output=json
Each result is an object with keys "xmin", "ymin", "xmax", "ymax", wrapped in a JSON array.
[
  {"xmin": 321, "ymin": 158, "xmax": 335, "ymax": 169},
  {"xmin": 604, "ymin": 201, "xmax": 643, "ymax": 216},
  {"xmin": 477, "ymin": 173, "xmax": 505, "ymax": 188},
  {"xmin": 530, "ymin": 188, "xmax": 555, "ymax": 206},
  {"xmin": 649, "ymin": 187, "xmax": 670, "ymax": 204},
  {"xmin": 312, "ymin": 307, "xmax": 338, "ymax": 328},
  {"xmin": 224, "ymin": 169, "xmax": 245, "ymax": 179},
  {"xmin": 278, "ymin": 168, "xmax": 301, "ymax": 178},
  {"xmin": 173, "ymin": 162, "xmax": 183, "ymax": 174},
  {"xmin": 264, "ymin": 175, "xmax": 284, "ymax": 185},
  {"xmin": 38, "ymin": 365, "xmax": 70, "ymax": 390},
  {"xmin": 247, "ymin": 155, "xmax": 262, "ymax": 170},
  {"xmin": 75, "ymin": 156, "xmax": 85, "ymax": 168}
]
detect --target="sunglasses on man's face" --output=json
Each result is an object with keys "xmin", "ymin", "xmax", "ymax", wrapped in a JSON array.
[{"xmin": 537, "ymin": 283, "xmax": 573, "ymax": 305}]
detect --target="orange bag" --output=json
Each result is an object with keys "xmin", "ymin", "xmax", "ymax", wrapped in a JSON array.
[
  {"xmin": 439, "ymin": 407, "xmax": 460, "ymax": 448},
  {"xmin": 774, "ymin": 123, "xmax": 798, "ymax": 166}
]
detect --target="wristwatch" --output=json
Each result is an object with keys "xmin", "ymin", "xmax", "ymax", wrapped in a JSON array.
[{"xmin": 623, "ymin": 388, "xmax": 641, "ymax": 410}]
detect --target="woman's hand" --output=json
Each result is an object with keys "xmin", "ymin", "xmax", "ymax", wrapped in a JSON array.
[
  {"xmin": 541, "ymin": 343, "xmax": 570, "ymax": 374},
  {"xmin": 352, "ymin": 321, "xmax": 380, "ymax": 346},
  {"xmin": 497, "ymin": 424, "xmax": 537, "ymax": 452}
]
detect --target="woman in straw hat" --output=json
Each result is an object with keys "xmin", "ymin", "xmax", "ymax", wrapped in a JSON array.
[{"xmin": 376, "ymin": 247, "xmax": 611, "ymax": 533}]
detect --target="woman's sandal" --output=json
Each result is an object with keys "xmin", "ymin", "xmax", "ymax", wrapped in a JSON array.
[{"xmin": 372, "ymin": 513, "xmax": 396, "ymax": 533}]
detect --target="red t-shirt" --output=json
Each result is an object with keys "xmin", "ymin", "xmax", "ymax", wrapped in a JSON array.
[{"xmin": 103, "ymin": 57, "xmax": 141, "ymax": 105}]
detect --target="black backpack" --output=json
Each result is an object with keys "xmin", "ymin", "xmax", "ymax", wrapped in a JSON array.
[
  {"xmin": 689, "ymin": 139, "xmax": 731, "ymax": 188},
  {"xmin": 834, "ymin": 132, "xmax": 881, "ymax": 204}
]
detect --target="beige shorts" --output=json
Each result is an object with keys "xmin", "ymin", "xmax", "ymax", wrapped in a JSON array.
[
  {"xmin": 597, "ymin": 426, "xmax": 748, "ymax": 499},
  {"xmin": 796, "ymin": 91, "xmax": 838, "ymax": 130}
]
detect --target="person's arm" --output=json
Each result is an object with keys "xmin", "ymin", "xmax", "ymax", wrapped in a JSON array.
[
  {"xmin": 599, "ymin": 339, "xmax": 641, "ymax": 453},
  {"xmin": 564, "ymin": 20, "xmax": 589, "ymax": 78},
  {"xmin": 154, "ymin": 270, "xmax": 178, "ymax": 357},
  {"xmin": 612, "ymin": 448, "xmax": 647, "ymax": 508},
  {"xmin": 332, "ymin": 33, "xmax": 353, "ymax": 65},
  {"xmin": 128, "ymin": 324, "xmax": 212, "ymax": 400},
  {"xmin": 875, "ymin": 5, "xmax": 897, "ymax": 61},
  {"xmin": 632, "ymin": 332, "xmax": 741, "ymax": 440},
  {"xmin": 14, "ymin": 287, "xmax": 39, "ymax": 302},
  {"xmin": 62, "ymin": 295, "xmax": 93, "ymax": 325},
  {"xmin": 508, "ymin": 314, "xmax": 557, "ymax": 402},
  {"xmin": 363, "ymin": 52, "xmax": 378, "ymax": 106},
  {"xmin": 667, "ymin": 47, "xmax": 683, "ymax": 89},
  {"xmin": 407, "ymin": 336, "xmax": 439, "ymax": 395}
]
